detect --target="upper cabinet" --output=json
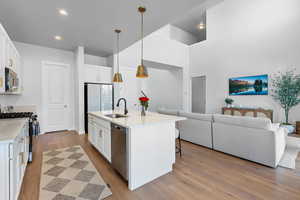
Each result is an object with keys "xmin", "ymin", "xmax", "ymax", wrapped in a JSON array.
[
  {"xmin": 0, "ymin": 26, "xmax": 6, "ymax": 93},
  {"xmin": 0, "ymin": 23, "xmax": 22, "ymax": 95},
  {"xmin": 85, "ymin": 64, "xmax": 112, "ymax": 84}
]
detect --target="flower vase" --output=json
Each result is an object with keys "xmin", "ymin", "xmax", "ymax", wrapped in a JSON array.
[{"xmin": 141, "ymin": 106, "xmax": 146, "ymax": 116}]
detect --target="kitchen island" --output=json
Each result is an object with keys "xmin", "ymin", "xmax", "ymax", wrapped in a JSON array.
[{"xmin": 88, "ymin": 110, "xmax": 186, "ymax": 190}]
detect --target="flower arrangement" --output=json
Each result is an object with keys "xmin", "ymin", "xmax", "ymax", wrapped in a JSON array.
[
  {"xmin": 139, "ymin": 96, "xmax": 150, "ymax": 109},
  {"xmin": 139, "ymin": 91, "xmax": 150, "ymax": 116}
]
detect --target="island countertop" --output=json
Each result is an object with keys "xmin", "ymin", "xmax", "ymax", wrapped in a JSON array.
[
  {"xmin": 88, "ymin": 110, "xmax": 186, "ymax": 128},
  {"xmin": 0, "ymin": 118, "xmax": 28, "ymax": 142}
]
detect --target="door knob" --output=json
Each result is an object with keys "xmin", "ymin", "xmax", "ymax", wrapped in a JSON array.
[{"xmin": 64, "ymin": 105, "xmax": 68, "ymax": 108}]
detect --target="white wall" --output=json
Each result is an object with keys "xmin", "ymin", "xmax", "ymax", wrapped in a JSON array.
[
  {"xmin": 169, "ymin": 25, "xmax": 199, "ymax": 45},
  {"xmin": 190, "ymin": 0, "xmax": 300, "ymax": 123},
  {"xmin": 74, "ymin": 46, "xmax": 85, "ymax": 134},
  {"xmin": 144, "ymin": 67, "xmax": 183, "ymax": 111},
  {"xmin": 117, "ymin": 65, "xmax": 183, "ymax": 112},
  {"xmin": 111, "ymin": 25, "xmax": 190, "ymax": 111},
  {"xmin": 0, "ymin": 42, "xmax": 76, "ymax": 131}
]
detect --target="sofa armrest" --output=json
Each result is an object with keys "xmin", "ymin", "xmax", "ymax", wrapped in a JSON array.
[{"xmin": 273, "ymin": 127, "xmax": 286, "ymax": 167}]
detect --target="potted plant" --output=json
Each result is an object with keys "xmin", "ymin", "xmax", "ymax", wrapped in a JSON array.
[
  {"xmin": 225, "ymin": 98, "xmax": 234, "ymax": 107},
  {"xmin": 139, "ymin": 91, "xmax": 150, "ymax": 116},
  {"xmin": 271, "ymin": 69, "xmax": 300, "ymax": 126}
]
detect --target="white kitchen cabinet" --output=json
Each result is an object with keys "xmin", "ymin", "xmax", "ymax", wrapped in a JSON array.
[
  {"xmin": 85, "ymin": 64, "xmax": 112, "ymax": 83},
  {"xmin": 0, "ymin": 27, "xmax": 6, "ymax": 93},
  {"xmin": 0, "ymin": 121, "xmax": 28, "ymax": 200},
  {"xmin": 0, "ymin": 23, "xmax": 22, "ymax": 94},
  {"xmin": 103, "ymin": 128, "xmax": 111, "ymax": 162},
  {"xmin": 88, "ymin": 116, "xmax": 93, "ymax": 143},
  {"xmin": 94, "ymin": 124, "xmax": 104, "ymax": 153},
  {"xmin": 87, "ymin": 114, "xmax": 111, "ymax": 162}
]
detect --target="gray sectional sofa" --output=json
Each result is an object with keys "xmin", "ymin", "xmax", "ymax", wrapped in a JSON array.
[{"xmin": 157, "ymin": 108, "xmax": 286, "ymax": 168}]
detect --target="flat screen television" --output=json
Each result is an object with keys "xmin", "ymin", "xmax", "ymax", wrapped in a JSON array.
[{"xmin": 229, "ymin": 74, "xmax": 268, "ymax": 96}]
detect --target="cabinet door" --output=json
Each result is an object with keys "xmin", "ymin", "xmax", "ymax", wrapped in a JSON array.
[
  {"xmin": 91, "ymin": 125, "xmax": 97, "ymax": 147},
  {"xmin": 6, "ymin": 41, "xmax": 12, "ymax": 70},
  {"xmin": 88, "ymin": 121, "xmax": 93, "ymax": 143},
  {"xmin": 23, "ymin": 123, "xmax": 29, "ymax": 166},
  {"xmin": 95, "ymin": 124, "xmax": 104, "ymax": 153},
  {"xmin": 16, "ymin": 53, "xmax": 21, "ymax": 92},
  {"xmin": 87, "ymin": 116, "xmax": 93, "ymax": 143},
  {"xmin": 99, "ymin": 67, "xmax": 112, "ymax": 83},
  {"xmin": 103, "ymin": 129, "xmax": 111, "ymax": 162},
  {"xmin": 0, "ymin": 32, "xmax": 5, "ymax": 92},
  {"xmin": 19, "ymin": 125, "xmax": 27, "ymax": 179},
  {"xmin": 9, "ymin": 140, "xmax": 20, "ymax": 200}
]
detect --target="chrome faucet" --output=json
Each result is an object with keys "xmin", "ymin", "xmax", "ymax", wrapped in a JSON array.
[{"xmin": 116, "ymin": 98, "xmax": 128, "ymax": 115}]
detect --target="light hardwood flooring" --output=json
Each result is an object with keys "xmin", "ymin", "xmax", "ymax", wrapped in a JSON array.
[{"xmin": 19, "ymin": 131, "xmax": 300, "ymax": 200}]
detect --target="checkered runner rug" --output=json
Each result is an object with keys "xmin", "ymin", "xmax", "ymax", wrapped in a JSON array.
[{"xmin": 39, "ymin": 146, "xmax": 112, "ymax": 200}]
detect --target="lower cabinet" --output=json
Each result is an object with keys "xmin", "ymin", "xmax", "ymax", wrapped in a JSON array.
[
  {"xmin": 88, "ymin": 115, "xmax": 111, "ymax": 162},
  {"xmin": 0, "ymin": 122, "xmax": 28, "ymax": 200}
]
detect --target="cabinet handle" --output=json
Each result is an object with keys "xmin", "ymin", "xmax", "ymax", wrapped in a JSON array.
[{"xmin": 99, "ymin": 130, "xmax": 103, "ymax": 137}]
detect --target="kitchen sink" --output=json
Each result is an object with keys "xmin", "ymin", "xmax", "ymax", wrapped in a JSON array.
[{"xmin": 105, "ymin": 114, "xmax": 128, "ymax": 119}]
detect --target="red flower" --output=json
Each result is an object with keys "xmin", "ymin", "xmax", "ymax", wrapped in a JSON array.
[{"xmin": 139, "ymin": 97, "xmax": 149, "ymax": 102}]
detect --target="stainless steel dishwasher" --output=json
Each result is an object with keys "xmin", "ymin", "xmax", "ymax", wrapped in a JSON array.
[{"xmin": 111, "ymin": 123, "xmax": 128, "ymax": 180}]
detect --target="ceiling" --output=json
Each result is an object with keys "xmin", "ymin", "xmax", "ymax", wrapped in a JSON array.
[
  {"xmin": 0, "ymin": 0, "xmax": 211, "ymax": 57},
  {"xmin": 172, "ymin": 12, "xmax": 207, "ymax": 43},
  {"xmin": 171, "ymin": 0, "xmax": 222, "ymax": 44}
]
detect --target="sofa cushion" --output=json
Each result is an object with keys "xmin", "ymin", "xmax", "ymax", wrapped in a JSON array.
[
  {"xmin": 157, "ymin": 108, "xmax": 178, "ymax": 116},
  {"xmin": 213, "ymin": 114, "xmax": 272, "ymax": 130},
  {"xmin": 179, "ymin": 112, "xmax": 213, "ymax": 122}
]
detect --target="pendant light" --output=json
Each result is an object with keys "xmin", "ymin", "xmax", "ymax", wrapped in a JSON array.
[
  {"xmin": 113, "ymin": 29, "xmax": 123, "ymax": 82},
  {"xmin": 136, "ymin": 6, "xmax": 149, "ymax": 78}
]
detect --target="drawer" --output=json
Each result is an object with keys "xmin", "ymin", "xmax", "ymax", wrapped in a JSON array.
[{"xmin": 94, "ymin": 117, "xmax": 110, "ymax": 130}]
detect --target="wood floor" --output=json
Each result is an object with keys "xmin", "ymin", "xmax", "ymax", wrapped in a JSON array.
[{"xmin": 19, "ymin": 131, "xmax": 300, "ymax": 200}]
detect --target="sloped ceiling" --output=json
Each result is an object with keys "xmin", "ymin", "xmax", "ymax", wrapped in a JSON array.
[{"xmin": 0, "ymin": 0, "xmax": 212, "ymax": 56}]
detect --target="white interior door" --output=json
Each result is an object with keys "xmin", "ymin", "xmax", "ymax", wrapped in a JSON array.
[
  {"xmin": 192, "ymin": 76, "xmax": 206, "ymax": 113},
  {"xmin": 42, "ymin": 62, "xmax": 70, "ymax": 133}
]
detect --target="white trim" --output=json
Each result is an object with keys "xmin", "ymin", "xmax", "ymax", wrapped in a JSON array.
[{"xmin": 41, "ymin": 61, "xmax": 71, "ymax": 133}]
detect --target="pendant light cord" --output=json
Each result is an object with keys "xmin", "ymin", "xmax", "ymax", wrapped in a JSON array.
[
  {"xmin": 141, "ymin": 11, "xmax": 144, "ymax": 66},
  {"xmin": 117, "ymin": 31, "xmax": 120, "ymax": 73}
]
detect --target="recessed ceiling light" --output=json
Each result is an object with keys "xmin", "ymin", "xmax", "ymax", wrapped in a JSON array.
[
  {"xmin": 59, "ymin": 9, "xmax": 68, "ymax": 16},
  {"xmin": 54, "ymin": 35, "xmax": 63, "ymax": 40},
  {"xmin": 197, "ymin": 22, "xmax": 205, "ymax": 30}
]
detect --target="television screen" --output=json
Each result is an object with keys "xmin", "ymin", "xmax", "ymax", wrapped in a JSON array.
[{"xmin": 229, "ymin": 74, "xmax": 268, "ymax": 95}]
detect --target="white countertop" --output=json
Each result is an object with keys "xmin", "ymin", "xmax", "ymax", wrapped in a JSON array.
[
  {"xmin": 88, "ymin": 110, "xmax": 186, "ymax": 128},
  {"xmin": 0, "ymin": 118, "xmax": 28, "ymax": 142}
]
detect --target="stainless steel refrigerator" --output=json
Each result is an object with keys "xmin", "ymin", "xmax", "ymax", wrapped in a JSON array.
[{"xmin": 84, "ymin": 83, "xmax": 114, "ymax": 133}]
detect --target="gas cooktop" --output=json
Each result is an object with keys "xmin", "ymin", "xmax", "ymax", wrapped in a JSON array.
[{"xmin": 0, "ymin": 112, "xmax": 33, "ymax": 119}]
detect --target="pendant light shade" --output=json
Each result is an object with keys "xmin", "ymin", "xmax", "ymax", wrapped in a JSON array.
[
  {"xmin": 136, "ymin": 65, "xmax": 148, "ymax": 78},
  {"xmin": 113, "ymin": 29, "xmax": 123, "ymax": 83},
  {"xmin": 136, "ymin": 6, "xmax": 148, "ymax": 78},
  {"xmin": 113, "ymin": 72, "xmax": 123, "ymax": 82}
]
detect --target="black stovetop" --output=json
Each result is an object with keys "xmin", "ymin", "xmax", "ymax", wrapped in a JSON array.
[{"xmin": 0, "ymin": 112, "xmax": 33, "ymax": 119}]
